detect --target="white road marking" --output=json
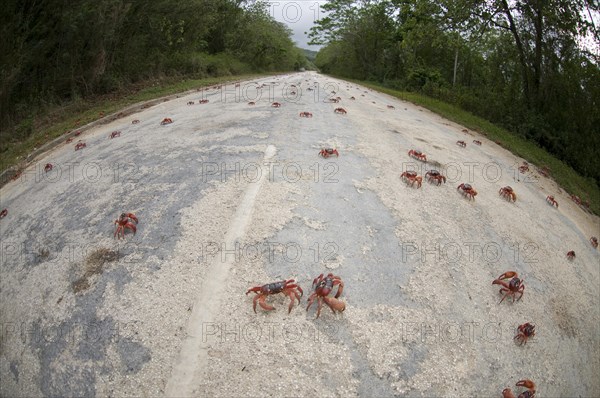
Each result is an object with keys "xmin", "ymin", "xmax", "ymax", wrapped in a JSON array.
[{"xmin": 165, "ymin": 144, "xmax": 277, "ymax": 397}]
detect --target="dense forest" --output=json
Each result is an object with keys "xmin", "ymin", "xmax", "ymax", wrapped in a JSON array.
[
  {"xmin": 0, "ymin": 0, "xmax": 307, "ymax": 137},
  {"xmin": 309, "ymin": 0, "xmax": 600, "ymax": 186}
]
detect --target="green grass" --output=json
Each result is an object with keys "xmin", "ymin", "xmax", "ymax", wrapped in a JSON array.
[
  {"xmin": 0, "ymin": 73, "xmax": 268, "ymax": 173},
  {"xmin": 343, "ymin": 78, "xmax": 600, "ymax": 216}
]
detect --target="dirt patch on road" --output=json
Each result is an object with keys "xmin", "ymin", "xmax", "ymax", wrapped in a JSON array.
[{"xmin": 72, "ymin": 248, "xmax": 119, "ymax": 293}]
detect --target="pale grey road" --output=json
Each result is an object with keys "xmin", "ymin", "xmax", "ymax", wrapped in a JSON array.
[{"xmin": 1, "ymin": 72, "xmax": 598, "ymax": 397}]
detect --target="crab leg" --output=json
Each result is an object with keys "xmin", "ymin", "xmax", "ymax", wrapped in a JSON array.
[
  {"xmin": 316, "ymin": 297, "xmax": 324, "ymax": 318},
  {"xmin": 306, "ymin": 293, "xmax": 317, "ymax": 311},
  {"xmin": 257, "ymin": 295, "xmax": 275, "ymax": 312},
  {"xmin": 285, "ymin": 290, "xmax": 296, "ymax": 314},
  {"xmin": 333, "ymin": 280, "xmax": 344, "ymax": 298}
]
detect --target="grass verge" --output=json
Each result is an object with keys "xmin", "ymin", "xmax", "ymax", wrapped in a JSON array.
[
  {"xmin": 343, "ymin": 78, "xmax": 600, "ymax": 216},
  {"xmin": 0, "ymin": 73, "xmax": 269, "ymax": 173}
]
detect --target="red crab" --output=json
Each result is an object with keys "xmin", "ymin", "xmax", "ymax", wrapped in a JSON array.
[
  {"xmin": 566, "ymin": 250, "xmax": 575, "ymax": 260},
  {"xmin": 246, "ymin": 279, "xmax": 303, "ymax": 313},
  {"xmin": 199, "ymin": 99, "xmax": 209, "ymax": 104},
  {"xmin": 502, "ymin": 380, "xmax": 536, "ymax": 398},
  {"xmin": 456, "ymin": 140, "xmax": 466, "ymax": 147},
  {"xmin": 0, "ymin": 209, "xmax": 7, "ymax": 219},
  {"xmin": 74, "ymin": 131, "xmax": 81, "ymax": 136},
  {"xmin": 74, "ymin": 141, "xmax": 86, "ymax": 151},
  {"xmin": 248, "ymin": 101, "xmax": 255, "ymax": 105},
  {"xmin": 350, "ymin": 96, "xmax": 356, "ymax": 100},
  {"xmin": 546, "ymin": 195, "xmax": 558, "ymax": 207},
  {"xmin": 425, "ymin": 170, "xmax": 446, "ymax": 185},
  {"xmin": 492, "ymin": 271, "xmax": 525, "ymax": 303},
  {"xmin": 514, "ymin": 323, "xmax": 535, "ymax": 346},
  {"xmin": 499, "ymin": 186, "xmax": 517, "ymax": 202},
  {"xmin": 160, "ymin": 118, "xmax": 173, "ymax": 125},
  {"xmin": 334, "ymin": 108, "xmax": 347, "ymax": 114},
  {"xmin": 187, "ymin": 101, "xmax": 194, "ymax": 105},
  {"xmin": 66, "ymin": 137, "xmax": 74, "ymax": 143},
  {"xmin": 299, "ymin": 112, "xmax": 313, "ymax": 118},
  {"xmin": 271, "ymin": 102, "xmax": 281, "ymax": 108},
  {"xmin": 457, "ymin": 183, "xmax": 477, "ymax": 200},
  {"xmin": 11, "ymin": 170, "xmax": 22, "ymax": 181},
  {"xmin": 114, "ymin": 212, "xmax": 138, "ymax": 239},
  {"xmin": 538, "ymin": 166, "xmax": 550, "ymax": 177},
  {"xmin": 319, "ymin": 148, "xmax": 339, "ymax": 158},
  {"xmin": 591, "ymin": 237, "xmax": 598, "ymax": 248},
  {"xmin": 387, "ymin": 105, "xmax": 395, "ymax": 109},
  {"xmin": 401, "ymin": 171, "xmax": 422, "ymax": 188},
  {"xmin": 110, "ymin": 131, "xmax": 121, "ymax": 139},
  {"xmin": 408, "ymin": 149, "xmax": 427, "ymax": 162},
  {"xmin": 306, "ymin": 273, "xmax": 345, "ymax": 318},
  {"xmin": 473, "ymin": 140, "xmax": 482, "ymax": 145},
  {"xmin": 570, "ymin": 194, "xmax": 582, "ymax": 205},
  {"xmin": 519, "ymin": 162, "xmax": 529, "ymax": 173},
  {"xmin": 132, "ymin": 119, "xmax": 140, "ymax": 124},
  {"xmin": 44, "ymin": 163, "xmax": 53, "ymax": 173}
]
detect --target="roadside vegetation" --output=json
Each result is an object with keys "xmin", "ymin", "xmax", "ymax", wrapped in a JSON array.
[{"xmin": 309, "ymin": 0, "xmax": 599, "ymax": 213}]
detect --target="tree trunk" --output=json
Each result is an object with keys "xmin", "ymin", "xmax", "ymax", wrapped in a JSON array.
[{"xmin": 499, "ymin": 0, "xmax": 531, "ymax": 107}]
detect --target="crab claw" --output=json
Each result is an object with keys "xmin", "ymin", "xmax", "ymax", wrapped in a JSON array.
[
  {"xmin": 495, "ymin": 271, "xmax": 517, "ymax": 281},
  {"xmin": 323, "ymin": 296, "xmax": 346, "ymax": 313},
  {"xmin": 125, "ymin": 213, "xmax": 138, "ymax": 224},
  {"xmin": 515, "ymin": 380, "xmax": 535, "ymax": 390},
  {"xmin": 502, "ymin": 388, "xmax": 516, "ymax": 398}
]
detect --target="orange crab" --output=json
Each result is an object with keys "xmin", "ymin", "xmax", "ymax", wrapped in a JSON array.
[
  {"xmin": 425, "ymin": 170, "xmax": 446, "ymax": 185},
  {"xmin": 492, "ymin": 271, "xmax": 525, "ymax": 303},
  {"xmin": 114, "ymin": 212, "xmax": 138, "ymax": 239},
  {"xmin": 546, "ymin": 195, "xmax": 558, "ymax": 207},
  {"xmin": 519, "ymin": 162, "xmax": 529, "ymax": 173},
  {"xmin": 514, "ymin": 323, "xmax": 535, "ymax": 346},
  {"xmin": 408, "ymin": 149, "xmax": 427, "ymax": 162},
  {"xmin": 306, "ymin": 273, "xmax": 345, "ymax": 318},
  {"xmin": 499, "ymin": 186, "xmax": 517, "ymax": 202},
  {"xmin": 502, "ymin": 380, "xmax": 536, "ymax": 398},
  {"xmin": 401, "ymin": 171, "xmax": 422, "ymax": 188},
  {"xmin": 246, "ymin": 279, "xmax": 303, "ymax": 313},
  {"xmin": 319, "ymin": 148, "xmax": 339, "ymax": 158},
  {"xmin": 457, "ymin": 183, "xmax": 477, "ymax": 200}
]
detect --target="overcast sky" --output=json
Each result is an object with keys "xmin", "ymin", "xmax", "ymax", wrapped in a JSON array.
[{"xmin": 266, "ymin": 0, "xmax": 326, "ymax": 50}]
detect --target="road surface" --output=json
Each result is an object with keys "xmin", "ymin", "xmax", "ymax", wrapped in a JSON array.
[{"xmin": 1, "ymin": 72, "xmax": 599, "ymax": 397}]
